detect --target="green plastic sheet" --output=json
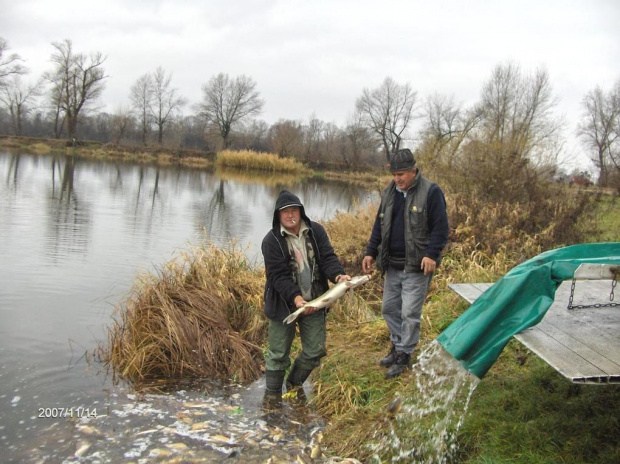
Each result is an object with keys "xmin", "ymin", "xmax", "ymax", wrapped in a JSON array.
[{"xmin": 437, "ymin": 242, "xmax": 620, "ymax": 379}]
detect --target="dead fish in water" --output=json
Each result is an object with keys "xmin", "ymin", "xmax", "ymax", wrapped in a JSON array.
[
  {"xmin": 74, "ymin": 440, "xmax": 91, "ymax": 458},
  {"xmin": 283, "ymin": 275, "xmax": 372, "ymax": 324},
  {"xmin": 386, "ymin": 396, "xmax": 403, "ymax": 417},
  {"xmin": 166, "ymin": 443, "xmax": 189, "ymax": 451}
]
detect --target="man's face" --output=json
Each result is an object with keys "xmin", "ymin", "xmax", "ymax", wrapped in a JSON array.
[
  {"xmin": 279, "ymin": 206, "xmax": 301, "ymax": 233},
  {"xmin": 392, "ymin": 168, "xmax": 416, "ymax": 191}
]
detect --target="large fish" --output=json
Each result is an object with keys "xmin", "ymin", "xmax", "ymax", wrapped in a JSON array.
[{"xmin": 283, "ymin": 274, "xmax": 372, "ymax": 324}]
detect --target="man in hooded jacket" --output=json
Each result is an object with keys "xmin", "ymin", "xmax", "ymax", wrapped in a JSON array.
[{"xmin": 261, "ymin": 190, "xmax": 350, "ymax": 396}]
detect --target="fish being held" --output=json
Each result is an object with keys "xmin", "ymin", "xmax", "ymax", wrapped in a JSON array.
[{"xmin": 283, "ymin": 274, "xmax": 372, "ymax": 324}]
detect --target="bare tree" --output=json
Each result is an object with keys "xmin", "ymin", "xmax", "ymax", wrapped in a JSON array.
[
  {"xmin": 453, "ymin": 63, "xmax": 566, "ymax": 203},
  {"xmin": 345, "ymin": 108, "xmax": 378, "ymax": 166},
  {"xmin": 577, "ymin": 79, "xmax": 620, "ymax": 186},
  {"xmin": 46, "ymin": 65, "xmax": 66, "ymax": 138},
  {"xmin": 0, "ymin": 38, "xmax": 26, "ymax": 86},
  {"xmin": 303, "ymin": 113, "xmax": 324, "ymax": 163},
  {"xmin": 199, "ymin": 73, "xmax": 264, "ymax": 149},
  {"xmin": 237, "ymin": 118, "xmax": 270, "ymax": 151},
  {"xmin": 321, "ymin": 122, "xmax": 341, "ymax": 163},
  {"xmin": 420, "ymin": 93, "xmax": 481, "ymax": 166},
  {"xmin": 356, "ymin": 76, "xmax": 417, "ymax": 161},
  {"xmin": 47, "ymin": 39, "xmax": 107, "ymax": 141},
  {"xmin": 130, "ymin": 74, "xmax": 152, "ymax": 146},
  {"xmin": 149, "ymin": 67, "xmax": 186, "ymax": 145},
  {"xmin": 0, "ymin": 75, "xmax": 43, "ymax": 135},
  {"xmin": 478, "ymin": 63, "xmax": 564, "ymax": 166},
  {"xmin": 268, "ymin": 119, "xmax": 303, "ymax": 158},
  {"xmin": 110, "ymin": 105, "xmax": 134, "ymax": 144}
]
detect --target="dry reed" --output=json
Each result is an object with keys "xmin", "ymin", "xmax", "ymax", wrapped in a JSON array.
[
  {"xmin": 101, "ymin": 241, "xmax": 267, "ymax": 389},
  {"xmin": 216, "ymin": 149, "xmax": 310, "ymax": 174}
]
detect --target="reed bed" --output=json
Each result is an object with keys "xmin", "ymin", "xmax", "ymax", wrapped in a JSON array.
[
  {"xmin": 216, "ymin": 149, "xmax": 311, "ymax": 174},
  {"xmin": 216, "ymin": 167, "xmax": 305, "ymax": 187},
  {"xmin": 101, "ymin": 241, "xmax": 267, "ymax": 389}
]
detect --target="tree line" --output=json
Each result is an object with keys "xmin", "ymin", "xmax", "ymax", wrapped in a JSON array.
[{"xmin": 0, "ymin": 37, "xmax": 618, "ymax": 186}]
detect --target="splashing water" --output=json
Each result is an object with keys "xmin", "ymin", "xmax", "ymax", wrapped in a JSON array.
[{"xmin": 369, "ymin": 340, "xmax": 480, "ymax": 463}]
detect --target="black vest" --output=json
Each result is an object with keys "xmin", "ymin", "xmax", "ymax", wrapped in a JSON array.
[{"xmin": 377, "ymin": 170, "xmax": 434, "ymax": 272}]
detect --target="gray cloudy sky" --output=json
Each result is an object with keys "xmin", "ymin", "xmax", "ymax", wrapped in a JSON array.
[{"xmin": 3, "ymin": 0, "xmax": 619, "ymax": 168}]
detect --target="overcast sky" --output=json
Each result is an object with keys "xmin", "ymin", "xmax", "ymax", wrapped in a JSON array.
[{"xmin": 3, "ymin": 0, "xmax": 619, "ymax": 169}]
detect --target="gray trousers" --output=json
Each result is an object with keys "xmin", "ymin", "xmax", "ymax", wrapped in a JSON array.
[
  {"xmin": 265, "ymin": 310, "xmax": 327, "ymax": 372},
  {"xmin": 382, "ymin": 266, "xmax": 433, "ymax": 354}
]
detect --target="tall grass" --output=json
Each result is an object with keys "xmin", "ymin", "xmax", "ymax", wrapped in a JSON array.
[
  {"xmin": 216, "ymin": 149, "xmax": 311, "ymax": 174},
  {"xmin": 216, "ymin": 167, "xmax": 306, "ymax": 187},
  {"xmin": 594, "ymin": 193, "xmax": 620, "ymax": 242},
  {"xmin": 100, "ymin": 242, "xmax": 267, "ymax": 389}
]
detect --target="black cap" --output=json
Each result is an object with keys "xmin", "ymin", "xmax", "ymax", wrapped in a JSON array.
[{"xmin": 389, "ymin": 148, "xmax": 416, "ymax": 172}]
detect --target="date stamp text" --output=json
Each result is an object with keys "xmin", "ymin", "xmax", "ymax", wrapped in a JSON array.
[{"xmin": 38, "ymin": 407, "xmax": 97, "ymax": 419}]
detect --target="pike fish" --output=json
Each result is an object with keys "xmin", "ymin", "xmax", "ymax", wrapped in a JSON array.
[{"xmin": 283, "ymin": 274, "xmax": 372, "ymax": 324}]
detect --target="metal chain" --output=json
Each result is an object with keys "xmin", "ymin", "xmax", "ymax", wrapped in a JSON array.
[{"xmin": 567, "ymin": 275, "xmax": 618, "ymax": 310}]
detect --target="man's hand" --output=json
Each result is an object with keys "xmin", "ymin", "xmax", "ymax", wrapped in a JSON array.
[
  {"xmin": 294, "ymin": 295, "xmax": 318, "ymax": 316},
  {"xmin": 335, "ymin": 274, "xmax": 351, "ymax": 283},
  {"xmin": 362, "ymin": 256, "xmax": 375, "ymax": 274},
  {"xmin": 421, "ymin": 257, "xmax": 436, "ymax": 275}
]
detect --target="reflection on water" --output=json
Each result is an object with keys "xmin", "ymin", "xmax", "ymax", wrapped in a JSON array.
[{"xmin": 0, "ymin": 151, "xmax": 376, "ymax": 462}]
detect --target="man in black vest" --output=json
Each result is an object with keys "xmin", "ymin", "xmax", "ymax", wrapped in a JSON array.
[{"xmin": 362, "ymin": 149, "xmax": 449, "ymax": 378}]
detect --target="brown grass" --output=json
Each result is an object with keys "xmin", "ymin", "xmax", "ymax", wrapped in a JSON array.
[
  {"xmin": 216, "ymin": 149, "xmax": 311, "ymax": 174},
  {"xmin": 100, "ymin": 241, "xmax": 267, "ymax": 390}
]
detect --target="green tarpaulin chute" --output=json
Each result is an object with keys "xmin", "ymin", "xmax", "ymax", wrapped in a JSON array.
[{"xmin": 437, "ymin": 242, "xmax": 620, "ymax": 379}]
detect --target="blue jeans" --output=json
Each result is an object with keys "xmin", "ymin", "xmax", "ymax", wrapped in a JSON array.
[{"xmin": 382, "ymin": 267, "xmax": 433, "ymax": 354}]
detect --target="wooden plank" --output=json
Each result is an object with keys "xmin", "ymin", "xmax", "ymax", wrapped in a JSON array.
[
  {"xmin": 515, "ymin": 328, "xmax": 609, "ymax": 381},
  {"xmin": 449, "ymin": 280, "xmax": 620, "ymax": 384},
  {"xmin": 537, "ymin": 281, "xmax": 620, "ymax": 367},
  {"xmin": 448, "ymin": 283, "xmax": 485, "ymax": 304}
]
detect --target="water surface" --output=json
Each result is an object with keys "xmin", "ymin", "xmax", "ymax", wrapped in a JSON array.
[{"xmin": 0, "ymin": 151, "xmax": 376, "ymax": 462}]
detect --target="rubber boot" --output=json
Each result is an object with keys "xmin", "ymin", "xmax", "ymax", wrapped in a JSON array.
[
  {"xmin": 286, "ymin": 362, "xmax": 314, "ymax": 389},
  {"xmin": 262, "ymin": 390, "xmax": 282, "ymax": 411},
  {"xmin": 265, "ymin": 369, "xmax": 285, "ymax": 393},
  {"xmin": 262, "ymin": 370, "xmax": 285, "ymax": 412},
  {"xmin": 379, "ymin": 344, "xmax": 397, "ymax": 367},
  {"xmin": 385, "ymin": 352, "xmax": 411, "ymax": 379}
]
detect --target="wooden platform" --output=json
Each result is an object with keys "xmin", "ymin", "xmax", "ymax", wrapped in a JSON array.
[{"xmin": 449, "ymin": 280, "xmax": 620, "ymax": 384}]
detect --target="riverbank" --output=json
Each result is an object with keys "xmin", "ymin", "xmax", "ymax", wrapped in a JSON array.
[
  {"xmin": 0, "ymin": 135, "xmax": 383, "ymax": 185},
  {"xmin": 0, "ymin": 135, "xmax": 217, "ymax": 167},
  {"xmin": 101, "ymin": 199, "xmax": 620, "ymax": 463}
]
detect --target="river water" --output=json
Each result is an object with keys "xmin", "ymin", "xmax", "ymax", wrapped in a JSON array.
[{"xmin": 0, "ymin": 151, "xmax": 376, "ymax": 463}]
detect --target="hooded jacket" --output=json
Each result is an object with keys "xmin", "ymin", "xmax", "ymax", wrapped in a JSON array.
[{"xmin": 261, "ymin": 190, "xmax": 345, "ymax": 321}]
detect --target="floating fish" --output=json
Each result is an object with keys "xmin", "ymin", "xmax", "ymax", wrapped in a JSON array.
[
  {"xmin": 191, "ymin": 422, "xmax": 209, "ymax": 430},
  {"xmin": 386, "ymin": 396, "xmax": 403, "ymax": 417},
  {"xmin": 166, "ymin": 442, "xmax": 189, "ymax": 451},
  {"xmin": 210, "ymin": 434, "xmax": 242, "ymax": 447},
  {"xmin": 77, "ymin": 424, "xmax": 101, "ymax": 435},
  {"xmin": 149, "ymin": 448, "xmax": 172, "ymax": 457},
  {"xmin": 74, "ymin": 440, "xmax": 91, "ymax": 458},
  {"xmin": 183, "ymin": 401, "xmax": 211, "ymax": 408},
  {"xmin": 283, "ymin": 275, "xmax": 372, "ymax": 324},
  {"xmin": 310, "ymin": 444, "xmax": 321, "ymax": 459}
]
